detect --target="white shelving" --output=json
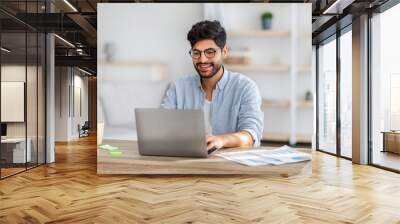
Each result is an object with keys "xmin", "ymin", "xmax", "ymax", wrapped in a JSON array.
[
  {"xmin": 98, "ymin": 60, "xmax": 168, "ymax": 81},
  {"xmin": 98, "ymin": 60, "xmax": 166, "ymax": 68},
  {"xmin": 298, "ymin": 64, "xmax": 312, "ymax": 73},
  {"xmin": 262, "ymin": 100, "xmax": 290, "ymax": 108},
  {"xmin": 296, "ymin": 100, "xmax": 313, "ymax": 108},
  {"xmin": 226, "ymin": 64, "xmax": 311, "ymax": 74},
  {"xmin": 227, "ymin": 30, "xmax": 290, "ymax": 38},
  {"xmin": 262, "ymin": 99, "xmax": 313, "ymax": 109},
  {"xmin": 226, "ymin": 64, "xmax": 289, "ymax": 73},
  {"xmin": 262, "ymin": 132, "xmax": 312, "ymax": 143},
  {"xmin": 207, "ymin": 4, "xmax": 313, "ymax": 144}
]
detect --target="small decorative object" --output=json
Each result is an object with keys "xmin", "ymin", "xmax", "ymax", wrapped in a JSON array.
[
  {"xmin": 103, "ymin": 42, "xmax": 116, "ymax": 62},
  {"xmin": 261, "ymin": 12, "xmax": 273, "ymax": 30},
  {"xmin": 225, "ymin": 47, "xmax": 251, "ymax": 65},
  {"xmin": 305, "ymin": 90, "xmax": 312, "ymax": 101}
]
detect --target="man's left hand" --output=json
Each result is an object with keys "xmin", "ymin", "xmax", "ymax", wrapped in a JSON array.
[{"xmin": 206, "ymin": 135, "xmax": 224, "ymax": 151}]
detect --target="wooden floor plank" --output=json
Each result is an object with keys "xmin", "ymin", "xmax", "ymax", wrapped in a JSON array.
[{"xmin": 0, "ymin": 135, "xmax": 399, "ymax": 223}]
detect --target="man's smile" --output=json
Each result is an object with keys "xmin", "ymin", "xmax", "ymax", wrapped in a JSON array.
[{"xmin": 197, "ymin": 63, "xmax": 213, "ymax": 72}]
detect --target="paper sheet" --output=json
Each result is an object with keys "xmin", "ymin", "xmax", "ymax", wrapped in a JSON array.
[{"xmin": 216, "ymin": 145, "xmax": 311, "ymax": 166}]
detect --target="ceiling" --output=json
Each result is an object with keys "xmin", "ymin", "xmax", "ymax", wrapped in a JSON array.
[{"xmin": 0, "ymin": 0, "xmax": 393, "ymax": 75}]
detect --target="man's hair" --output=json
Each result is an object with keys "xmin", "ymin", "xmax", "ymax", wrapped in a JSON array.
[{"xmin": 187, "ymin": 20, "xmax": 226, "ymax": 49}]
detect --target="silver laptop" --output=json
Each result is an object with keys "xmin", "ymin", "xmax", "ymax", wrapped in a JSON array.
[{"xmin": 135, "ymin": 108, "xmax": 216, "ymax": 158}]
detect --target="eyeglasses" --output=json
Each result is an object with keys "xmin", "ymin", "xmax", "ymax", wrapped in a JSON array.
[{"xmin": 189, "ymin": 48, "xmax": 217, "ymax": 59}]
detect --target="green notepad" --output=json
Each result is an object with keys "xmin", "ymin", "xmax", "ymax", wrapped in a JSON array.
[
  {"xmin": 99, "ymin": 144, "xmax": 119, "ymax": 151},
  {"xmin": 109, "ymin": 151, "xmax": 123, "ymax": 157}
]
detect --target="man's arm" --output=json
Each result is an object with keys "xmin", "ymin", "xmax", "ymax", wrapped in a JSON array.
[
  {"xmin": 160, "ymin": 82, "xmax": 177, "ymax": 109},
  {"xmin": 236, "ymin": 81, "xmax": 264, "ymax": 146},
  {"xmin": 206, "ymin": 131, "xmax": 253, "ymax": 150},
  {"xmin": 207, "ymin": 81, "xmax": 264, "ymax": 150}
]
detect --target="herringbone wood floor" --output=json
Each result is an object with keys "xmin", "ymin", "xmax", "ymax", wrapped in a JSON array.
[{"xmin": 1, "ymin": 135, "xmax": 400, "ymax": 224}]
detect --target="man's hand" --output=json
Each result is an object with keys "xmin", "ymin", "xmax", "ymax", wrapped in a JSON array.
[
  {"xmin": 206, "ymin": 135, "xmax": 224, "ymax": 151},
  {"xmin": 206, "ymin": 131, "xmax": 254, "ymax": 151}
]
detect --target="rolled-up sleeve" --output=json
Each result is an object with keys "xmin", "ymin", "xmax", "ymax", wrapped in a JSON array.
[
  {"xmin": 160, "ymin": 82, "xmax": 177, "ymax": 109},
  {"xmin": 237, "ymin": 82, "xmax": 264, "ymax": 146}
]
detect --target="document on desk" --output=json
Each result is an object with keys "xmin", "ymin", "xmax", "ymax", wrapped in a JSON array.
[{"xmin": 216, "ymin": 145, "xmax": 311, "ymax": 166}]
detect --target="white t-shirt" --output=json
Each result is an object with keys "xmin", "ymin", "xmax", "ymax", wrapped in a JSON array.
[{"xmin": 203, "ymin": 100, "xmax": 212, "ymax": 135}]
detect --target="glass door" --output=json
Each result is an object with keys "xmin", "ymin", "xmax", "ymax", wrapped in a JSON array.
[
  {"xmin": 0, "ymin": 1, "xmax": 47, "ymax": 179},
  {"xmin": 1, "ymin": 30, "xmax": 28, "ymax": 178}
]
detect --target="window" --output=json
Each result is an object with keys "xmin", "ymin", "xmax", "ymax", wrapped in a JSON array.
[
  {"xmin": 371, "ymin": 2, "xmax": 400, "ymax": 171},
  {"xmin": 340, "ymin": 29, "xmax": 352, "ymax": 158},
  {"xmin": 390, "ymin": 74, "xmax": 400, "ymax": 130},
  {"xmin": 317, "ymin": 37, "xmax": 337, "ymax": 154}
]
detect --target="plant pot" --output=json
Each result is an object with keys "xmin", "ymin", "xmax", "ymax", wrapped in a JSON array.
[{"xmin": 262, "ymin": 19, "xmax": 272, "ymax": 30}]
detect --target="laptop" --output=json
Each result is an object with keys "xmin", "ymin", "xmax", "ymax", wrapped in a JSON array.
[{"xmin": 135, "ymin": 108, "xmax": 217, "ymax": 158}]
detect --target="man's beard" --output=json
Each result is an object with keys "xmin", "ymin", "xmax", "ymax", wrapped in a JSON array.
[{"xmin": 194, "ymin": 62, "xmax": 222, "ymax": 79}]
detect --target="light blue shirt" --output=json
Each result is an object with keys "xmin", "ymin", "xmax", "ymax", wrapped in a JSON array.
[{"xmin": 160, "ymin": 67, "xmax": 264, "ymax": 146}]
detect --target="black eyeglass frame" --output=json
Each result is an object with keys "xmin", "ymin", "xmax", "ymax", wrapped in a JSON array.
[{"xmin": 188, "ymin": 48, "xmax": 220, "ymax": 59}]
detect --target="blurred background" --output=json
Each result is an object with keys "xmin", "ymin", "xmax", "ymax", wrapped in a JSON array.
[{"xmin": 97, "ymin": 3, "xmax": 313, "ymax": 146}]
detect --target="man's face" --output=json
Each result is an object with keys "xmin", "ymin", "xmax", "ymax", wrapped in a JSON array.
[{"xmin": 191, "ymin": 39, "xmax": 228, "ymax": 79}]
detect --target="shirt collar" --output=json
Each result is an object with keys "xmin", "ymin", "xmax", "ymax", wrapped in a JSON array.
[{"xmin": 195, "ymin": 65, "xmax": 229, "ymax": 91}]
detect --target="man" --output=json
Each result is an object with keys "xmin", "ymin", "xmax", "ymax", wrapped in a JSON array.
[{"xmin": 161, "ymin": 20, "xmax": 263, "ymax": 151}]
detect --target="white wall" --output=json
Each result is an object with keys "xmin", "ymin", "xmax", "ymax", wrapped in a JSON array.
[
  {"xmin": 98, "ymin": 3, "xmax": 204, "ymax": 81},
  {"xmin": 97, "ymin": 3, "xmax": 312, "ymax": 142},
  {"xmin": 55, "ymin": 67, "xmax": 69, "ymax": 141},
  {"xmin": 55, "ymin": 67, "xmax": 89, "ymax": 141},
  {"xmin": 71, "ymin": 74, "xmax": 89, "ymax": 138},
  {"xmin": 97, "ymin": 3, "xmax": 205, "ymax": 140}
]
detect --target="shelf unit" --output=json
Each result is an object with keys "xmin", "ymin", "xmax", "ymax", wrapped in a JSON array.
[
  {"xmin": 296, "ymin": 100, "xmax": 313, "ymax": 108},
  {"xmin": 205, "ymin": 4, "xmax": 313, "ymax": 145},
  {"xmin": 225, "ymin": 64, "xmax": 289, "ymax": 73},
  {"xmin": 262, "ymin": 100, "xmax": 290, "ymax": 108},
  {"xmin": 262, "ymin": 132, "xmax": 311, "ymax": 143},
  {"xmin": 97, "ymin": 60, "xmax": 168, "ymax": 81},
  {"xmin": 227, "ymin": 30, "xmax": 290, "ymax": 38},
  {"xmin": 262, "ymin": 100, "xmax": 313, "ymax": 109},
  {"xmin": 298, "ymin": 64, "xmax": 312, "ymax": 73},
  {"xmin": 226, "ymin": 64, "xmax": 311, "ymax": 74},
  {"xmin": 98, "ymin": 60, "xmax": 166, "ymax": 68}
]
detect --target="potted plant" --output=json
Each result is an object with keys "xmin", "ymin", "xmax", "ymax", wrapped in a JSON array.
[{"xmin": 261, "ymin": 12, "xmax": 273, "ymax": 30}]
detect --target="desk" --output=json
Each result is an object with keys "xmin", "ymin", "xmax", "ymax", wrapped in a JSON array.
[
  {"xmin": 1, "ymin": 138, "xmax": 31, "ymax": 164},
  {"xmin": 97, "ymin": 140, "xmax": 311, "ymax": 176}
]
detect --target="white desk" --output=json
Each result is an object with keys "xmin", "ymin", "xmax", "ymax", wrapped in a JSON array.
[{"xmin": 1, "ymin": 138, "xmax": 31, "ymax": 163}]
